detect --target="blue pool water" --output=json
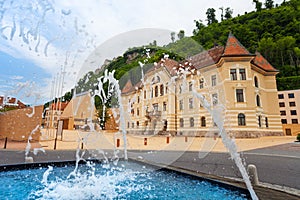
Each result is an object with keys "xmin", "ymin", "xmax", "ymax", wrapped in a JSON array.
[{"xmin": 0, "ymin": 161, "xmax": 248, "ymax": 200}]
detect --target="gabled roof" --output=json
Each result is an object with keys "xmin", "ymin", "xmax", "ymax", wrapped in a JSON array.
[
  {"xmin": 146, "ymin": 58, "xmax": 178, "ymax": 76},
  {"xmin": 121, "ymin": 79, "xmax": 134, "ymax": 94},
  {"xmin": 223, "ymin": 32, "xmax": 252, "ymax": 56},
  {"xmin": 189, "ymin": 46, "xmax": 224, "ymax": 69},
  {"xmin": 253, "ymin": 51, "xmax": 278, "ymax": 72}
]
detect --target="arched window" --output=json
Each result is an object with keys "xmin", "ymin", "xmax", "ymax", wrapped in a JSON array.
[
  {"xmin": 256, "ymin": 95, "xmax": 261, "ymax": 107},
  {"xmin": 201, "ymin": 117, "xmax": 206, "ymax": 127},
  {"xmin": 155, "ymin": 86, "xmax": 158, "ymax": 97},
  {"xmin": 156, "ymin": 76, "xmax": 160, "ymax": 83},
  {"xmin": 238, "ymin": 113, "xmax": 246, "ymax": 126},
  {"xmin": 254, "ymin": 76, "xmax": 259, "ymax": 88},
  {"xmin": 160, "ymin": 84, "xmax": 164, "ymax": 96}
]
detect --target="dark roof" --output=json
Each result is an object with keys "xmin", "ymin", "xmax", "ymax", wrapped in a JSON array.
[
  {"xmin": 121, "ymin": 79, "xmax": 134, "ymax": 94},
  {"xmin": 189, "ymin": 46, "xmax": 224, "ymax": 69}
]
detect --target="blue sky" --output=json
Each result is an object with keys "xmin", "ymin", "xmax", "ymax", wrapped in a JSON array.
[{"xmin": 0, "ymin": 0, "xmax": 283, "ymax": 105}]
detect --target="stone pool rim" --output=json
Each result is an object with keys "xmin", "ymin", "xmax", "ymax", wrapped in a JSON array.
[{"xmin": 1, "ymin": 158, "xmax": 299, "ymax": 199}]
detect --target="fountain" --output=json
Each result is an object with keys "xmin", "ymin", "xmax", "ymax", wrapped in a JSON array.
[{"xmin": 0, "ymin": 1, "xmax": 264, "ymax": 199}]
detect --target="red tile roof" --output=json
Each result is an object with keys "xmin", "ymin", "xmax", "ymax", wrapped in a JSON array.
[
  {"xmin": 0, "ymin": 96, "xmax": 27, "ymax": 109},
  {"xmin": 223, "ymin": 32, "xmax": 251, "ymax": 56},
  {"xmin": 253, "ymin": 52, "xmax": 278, "ymax": 72}
]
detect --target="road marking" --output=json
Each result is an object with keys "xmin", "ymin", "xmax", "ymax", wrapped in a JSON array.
[{"xmin": 243, "ymin": 152, "xmax": 300, "ymax": 159}]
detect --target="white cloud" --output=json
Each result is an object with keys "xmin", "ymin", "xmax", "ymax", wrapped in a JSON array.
[{"xmin": 10, "ymin": 75, "xmax": 23, "ymax": 80}]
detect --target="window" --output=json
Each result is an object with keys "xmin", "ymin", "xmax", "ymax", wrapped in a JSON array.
[
  {"xmin": 189, "ymin": 82, "xmax": 193, "ymax": 91},
  {"xmin": 165, "ymin": 83, "xmax": 168, "ymax": 94},
  {"xmin": 278, "ymin": 94, "xmax": 284, "ymax": 99},
  {"xmin": 239, "ymin": 69, "xmax": 246, "ymax": 80},
  {"xmin": 179, "ymin": 100, "xmax": 183, "ymax": 110},
  {"xmin": 256, "ymin": 95, "xmax": 261, "ymax": 107},
  {"xmin": 144, "ymin": 90, "xmax": 146, "ymax": 99},
  {"xmin": 279, "ymin": 102, "xmax": 285, "ymax": 107},
  {"xmin": 281, "ymin": 119, "xmax": 287, "ymax": 124},
  {"xmin": 160, "ymin": 84, "xmax": 164, "ymax": 96},
  {"xmin": 155, "ymin": 86, "xmax": 158, "ymax": 97},
  {"xmin": 211, "ymin": 75, "xmax": 216, "ymax": 86},
  {"xmin": 132, "ymin": 122, "xmax": 134, "ymax": 128},
  {"xmin": 153, "ymin": 103, "xmax": 158, "ymax": 111},
  {"xmin": 137, "ymin": 108, "xmax": 139, "ymax": 116},
  {"xmin": 258, "ymin": 115, "xmax": 262, "ymax": 127},
  {"xmin": 254, "ymin": 76, "xmax": 259, "ymax": 88},
  {"xmin": 199, "ymin": 78, "xmax": 204, "ymax": 89},
  {"xmin": 236, "ymin": 89, "xmax": 244, "ymax": 102},
  {"xmin": 136, "ymin": 121, "xmax": 139, "ymax": 127},
  {"xmin": 292, "ymin": 119, "xmax": 298, "ymax": 124},
  {"xmin": 127, "ymin": 122, "xmax": 130, "ymax": 128},
  {"xmin": 131, "ymin": 109, "xmax": 134, "ymax": 116},
  {"xmin": 163, "ymin": 102, "xmax": 167, "ymax": 111},
  {"xmin": 212, "ymin": 93, "xmax": 218, "ymax": 105},
  {"xmin": 291, "ymin": 110, "xmax": 297, "ymax": 115},
  {"xmin": 230, "ymin": 69, "xmax": 237, "ymax": 80},
  {"xmin": 238, "ymin": 113, "xmax": 246, "ymax": 126},
  {"xmin": 189, "ymin": 98, "xmax": 193, "ymax": 109},
  {"xmin": 190, "ymin": 117, "xmax": 194, "ymax": 127},
  {"xmin": 179, "ymin": 84, "xmax": 182, "ymax": 94},
  {"xmin": 289, "ymin": 102, "xmax": 296, "ymax": 107},
  {"xmin": 265, "ymin": 117, "xmax": 269, "ymax": 128},
  {"xmin": 280, "ymin": 111, "xmax": 286, "ymax": 116},
  {"xmin": 201, "ymin": 117, "xmax": 206, "ymax": 127},
  {"xmin": 288, "ymin": 93, "xmax": 295, "ymax": 98},
  {"xmin": 180, "ymin": 118, "xmax": 184, "ymax": 127}
]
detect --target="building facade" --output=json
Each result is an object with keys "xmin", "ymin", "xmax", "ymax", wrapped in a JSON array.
[
  {"xmin": 121, "ymin": 33, "xmax": 283, "ymax": 138},
  {"xmin": 44, "ymin": 102, "xmax": 68, "ymax": 129},
  {"xmin": 278, "ymin": 89, "xmax": 300, "ymax": 136}
]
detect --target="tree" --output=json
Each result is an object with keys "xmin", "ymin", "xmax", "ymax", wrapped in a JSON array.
[
  {"xmin": 219, "ymin": 7, "xmax": 224, "ymax": 21},
  {"xmin": 193, "ymin": 19, "xmax": 205, "ymax": 35},
  {"xmin": 171, "ymin": 32, "xmax": 175, "ymax": 43},
  {"xmin": 253, "ymin": 0, "xmax": 262, "ymax": 11},
  {"xmin": 177, "ymin": 30, "xmax": 185, "ymax": 40},
  {"xmin": 224, "ymin": 7, "xmax": 233, "ymax": 19},
  {"xmin": 265, "ymin": 0, "xmax": 274, "ymax": 9},
  {"xmin": 206, "ymin": 8, "xmax": 218, "ymax": 25}
]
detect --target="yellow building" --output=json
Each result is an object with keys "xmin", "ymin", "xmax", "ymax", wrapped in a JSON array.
[{"xmin": 121, "ymin": 33, "xmax": 283, "ymax": 138}]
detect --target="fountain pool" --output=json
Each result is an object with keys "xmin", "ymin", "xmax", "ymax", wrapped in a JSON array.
[{"xmin": 0, "ymin": 161, "xmax": 249, "ymax": 200}]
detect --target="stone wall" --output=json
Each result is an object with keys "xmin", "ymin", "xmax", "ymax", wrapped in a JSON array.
[{"xmin": 0, "ymin": 105, "xmax": 43, "ymax": 141}]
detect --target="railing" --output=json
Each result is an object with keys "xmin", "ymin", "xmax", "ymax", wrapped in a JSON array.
[{"xmin": 145, "ymin": 110, "xmax": 162, "ymax": 118}]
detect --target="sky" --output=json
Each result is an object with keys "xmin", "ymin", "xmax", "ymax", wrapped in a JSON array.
[{"xmin": 0, "ymin": 0, "xmax": 283, "ymax": 105}]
